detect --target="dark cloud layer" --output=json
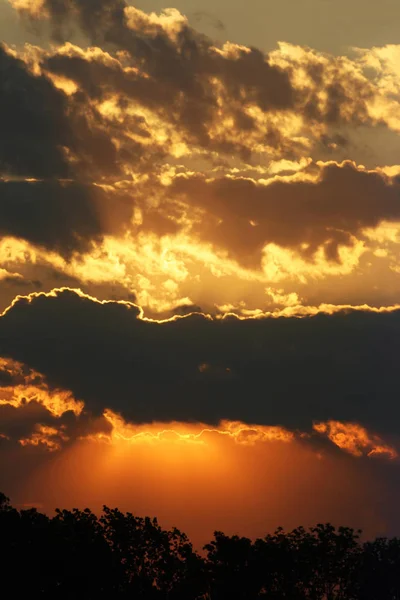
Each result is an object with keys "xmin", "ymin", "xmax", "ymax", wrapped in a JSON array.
[
  {"xmin": 0, "ymin": 43, "xmax": 124, "ymax": 181},
  {"xmin": 171, "ymin": 162, "xmax": 400, "ymax": 264},
  {"xmin": 0, "ymin": 44, "xmax": 71, "ymax": 178},
  {"xmin": 0, "ymin": 180, "xmax": 132, "ymax": 256},
  {"xmin": 0, "ymin": 289, "xmax": 399, "ymax": 438}
]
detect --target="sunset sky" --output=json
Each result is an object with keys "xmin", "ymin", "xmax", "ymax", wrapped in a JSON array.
[{"xmin": 1, "ymin": 0, "xmax": 400, "ymax": 549}]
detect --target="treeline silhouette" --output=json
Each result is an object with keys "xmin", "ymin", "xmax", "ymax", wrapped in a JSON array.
[{"xmin": 1, "ymin": 492, "xmax": 399, "ymax": 599}]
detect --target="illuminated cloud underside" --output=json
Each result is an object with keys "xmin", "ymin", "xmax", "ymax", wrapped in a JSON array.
[{"xmin": 0, "ymin": 298, "xmax": 397, "ymax": 461}]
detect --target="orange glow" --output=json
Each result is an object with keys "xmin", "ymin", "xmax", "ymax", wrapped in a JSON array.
[
  {"xmin": 124, "ymin": 7, "xmax": 188, "ymax": 42},
  {"xmin": 1, "ymin": 350, "xmax": 396, "ymax": 463},
  {"xmin": 0, "ymin": 362, "xmax": 394, "ymax": 546},
  {"xmin": 314, "ymin": 421, "xmax": 398, "ymax": 459},
  {"xmin": 19, "ymin": 424, "xmax": 68, "ymax": 452},
  {"xmin": 0, "ymin": 357, "xmax": 83, "ymax": 417},
  {"xmin": 20, "ymin": 419, "xmax": 389, "ymax": 549},
  {"xmin": 5, "ymin": 0, "xmax": 400, "ymax": 553},
  {"xmin": 95, "ymin": 409, "xmax": 295, "ymax": 447},
  {"xmin": 0, "ymin": 386, "xmax": 83, "ymax": 417},
  {"xmin": 9, "ymin": 0, "xmax": 47, "ymax": 18}
]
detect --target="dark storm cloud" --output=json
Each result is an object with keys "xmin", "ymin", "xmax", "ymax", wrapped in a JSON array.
[
  {"xmin": 0, "ymin": 180, "xmax": 132, "ymax": 256},
  {"xmin": 0, "ymin": 43, "xmax": 70, "ymax": 178},
  {"xmin": 171, "ymin": 161, "xmax": 400, "ymax": 265},
  {"xmin": 1, "ymin": 289, "xmax": 400, "ymax": 438},
  {"xmin": 0, "ymin": 43, "xmax": 126, "ymax": 180}
]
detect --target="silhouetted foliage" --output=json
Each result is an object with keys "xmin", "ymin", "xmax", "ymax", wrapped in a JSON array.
[{"xmin": 0, "ymin": 492, "xmax": 399, "ymax": 599}]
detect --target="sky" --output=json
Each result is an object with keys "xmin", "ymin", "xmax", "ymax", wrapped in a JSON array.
[{"xmin": 1, "ymin": 0, "xmax": 400, "ymax": 549}]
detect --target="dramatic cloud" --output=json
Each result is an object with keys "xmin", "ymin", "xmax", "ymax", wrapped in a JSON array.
[
  {"xmin": 0, "ymin": 356, "xmax": 83, "ymax": 417},
  {"xmin": 3, "ymin": 1, "xmax": 400, "ymax": 295},
  {"xmin": 0, "ymin": 43, "xmax": 71, "ymax": 178},
  {"xmin": 9, "ymin": 0, "xmax": 390, "ymax": 163},
  {"xmin": 0, "ymin": 180, "xmax": 134, "ymax": 256},
  {"xmin": 4, "ymin": 413, "xmax": 393, "ymax": 548},
  {"xmin": 170, "ymin": 161, "xmax": 400, "ymax": 265},
  {"xmin": 4, "ymin": 0, "xmax": 400, "ymax": 546},
  {"xmin": 0, "ymin": 289, "xmax": 400, "ymax": 444},
  {"xmin": 313, "ymin": 421, "xmax": 398, "ymax": 460},
  {"xmin": 0, "ymin": 43, "xmax": 124, "ymax": 180}
]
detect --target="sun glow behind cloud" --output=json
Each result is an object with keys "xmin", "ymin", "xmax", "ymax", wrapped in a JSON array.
[
  {"xmin": 0, "ymin": 346, "xmax": 397, "ymax": 547},
  {"xmin": 3, "ymin": 0, "xmax": 400, "ymax": 547},
  {"xmin": 14, "ymin": 410, "xmax": 393, "ymax": 549}
]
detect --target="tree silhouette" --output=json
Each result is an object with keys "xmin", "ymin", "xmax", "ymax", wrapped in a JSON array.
[{"xmin": 1, "ymin": 492, "xmax": 400, "ymax": 599}]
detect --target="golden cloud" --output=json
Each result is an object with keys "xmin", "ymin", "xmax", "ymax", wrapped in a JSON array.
[
  {"xmin": 0, "ymin": 357, "xmax": 83, "ymax": 417},
  {"xmin": 19, "ymin": 423, "xmax": 68, "ymax": 451},
  {"xmin": 314, "ymin": 421, "xmax": 398, "ymax": 459}
]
